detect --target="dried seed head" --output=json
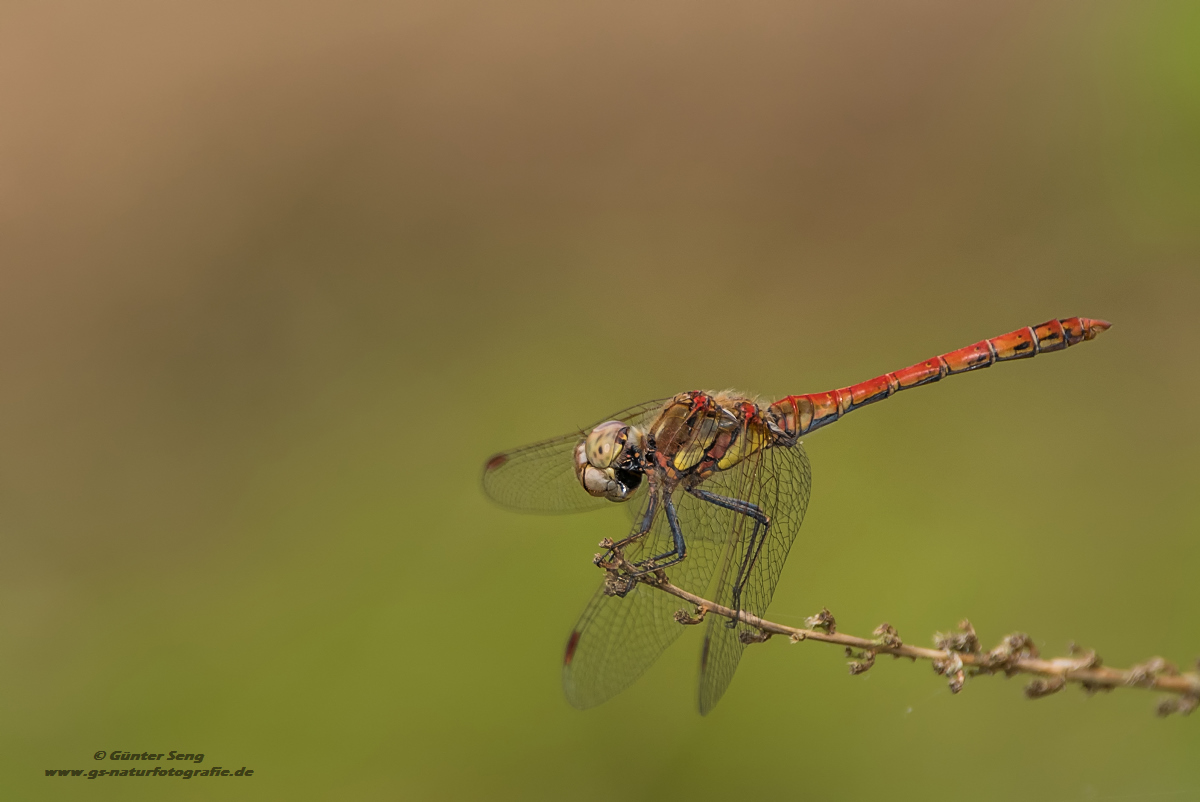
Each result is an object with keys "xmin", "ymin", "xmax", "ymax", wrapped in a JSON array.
[
  {"xmin": 872, "ymin": 623, "xmax": 902, "ymax": 650},
  {"xmin": 1001, "ymin": 633, "xmax": 1039, "ymax": 659},
  {"xmin": 1025, "ymin": 677, "xmax": 1066, "ymax": 699},
  {"xmin": 602, "ymin": 571, "xmax": 635, "ymax": 598},
  {"xmin": 933, "ymin": 653, "xmax": 966, "ymax": 693},
  {"xmin": 1066, "ymin": 642, "xmax": 1102, "ymax": 670},
  {"xmin": 935, "ymin": 621, "xmax": 980, "ymax": 654},
  {"xmin": 976, "ymin": 632, "xmax": 1039, "ymax": 675},
  {"xmin": 848, "ymin": 651, "xmax": 876, "ymax": 676},
  {"xmin": 1128, "ymin": 657, "xmax": 1179, "ymax": 688},
  {"xmin": 1080, "ymin": 679, "xmax": 1114, "ymax": 696},
  {"xmin": 1156, "ymin": 695, "xmax": 1198, "ymax": 717},
  {"xmin": 805, "ymin": 607, "xmax": 836, "ymax": 634}
]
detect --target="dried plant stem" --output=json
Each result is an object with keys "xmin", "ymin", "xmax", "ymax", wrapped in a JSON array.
[{"xmin": 643, "ymin": 576, "xmax": 1200, "ymax": 714}]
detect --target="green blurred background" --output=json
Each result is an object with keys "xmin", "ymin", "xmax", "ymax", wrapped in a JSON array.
[{"xmin": 3, "ymin": 1, "xmax": 1198, "ymax": 799}]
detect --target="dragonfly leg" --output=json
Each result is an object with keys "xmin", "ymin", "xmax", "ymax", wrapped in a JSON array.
[
  {"xmin": 598, "ymin": 491, "xmax": 659, "ymax": 565},
  {"xmin": 688, "ymin": 488, "xmax": 771, "ymax": 627},
  {"xmin": 626, "ymin": 492, "xmax": 687, "ymax": 575}
]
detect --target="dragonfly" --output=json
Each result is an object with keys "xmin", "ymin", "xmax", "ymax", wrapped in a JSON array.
[{"xmin": 482, "ymin": 316, "xmax": 1110, "ymax": 714}]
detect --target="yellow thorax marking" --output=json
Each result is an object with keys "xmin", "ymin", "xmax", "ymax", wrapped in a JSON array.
[
  {"xmin": 673, "ymin": 415, "xmax": 719, "ymax": 471},
  {"xmin": 717, "ymin": 420, "xmax": 768, "ymax": 470}
]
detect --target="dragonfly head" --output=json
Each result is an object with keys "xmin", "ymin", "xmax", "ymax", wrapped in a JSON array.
[{"xmin": 574, "ymin": 421, "xmax": 647, "ymax": 502}]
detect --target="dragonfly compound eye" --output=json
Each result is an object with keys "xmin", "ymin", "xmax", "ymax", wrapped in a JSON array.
[
  {"xmin": 584, "ymin": 421, "xmax": 626, "ymax": 469},
  {"xmin": 574, "ymin": 424, "xmax": 643, "ymax": 502}
]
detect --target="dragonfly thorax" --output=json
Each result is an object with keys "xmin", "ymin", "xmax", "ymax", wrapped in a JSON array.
[{"xmin": 574, "ymin": 421, "xmax": 647, "ymax": 502}]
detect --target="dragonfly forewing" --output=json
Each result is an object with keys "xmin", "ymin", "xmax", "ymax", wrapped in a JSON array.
[{"xmin": 481, "ymin": 399, "xmax": 668, "ymax": 514}]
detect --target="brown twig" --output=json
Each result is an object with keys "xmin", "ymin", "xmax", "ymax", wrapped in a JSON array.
[{"xmin": 640, "ymin": 576, "xmax": 1200, "ymax": 716}]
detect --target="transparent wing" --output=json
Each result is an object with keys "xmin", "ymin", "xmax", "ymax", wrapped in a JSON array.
[
  {"xmin": 481, "ymin": 398, "xmax": 668, "ymax": 514},
  {"xmin": 561, "ymin": 436, "xmax": 774, "ymax": 709},
  {"xmin": 697, "ymin": 441, "xmax": 812, "ymax": 714}
]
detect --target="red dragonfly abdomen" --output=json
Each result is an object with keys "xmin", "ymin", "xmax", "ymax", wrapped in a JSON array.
[{"xmin": 769, "ymin": 317, "xmax": 1110, "ymax": 438}]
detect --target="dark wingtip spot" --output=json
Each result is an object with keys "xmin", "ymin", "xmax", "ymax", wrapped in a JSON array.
[
  {"xmin": 564, "ymin": 630, "xmax": 582, "ymax": 666},
  {"xmin": 485, "ymin": 454, "xmax": 508, "ymax": 471}
]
